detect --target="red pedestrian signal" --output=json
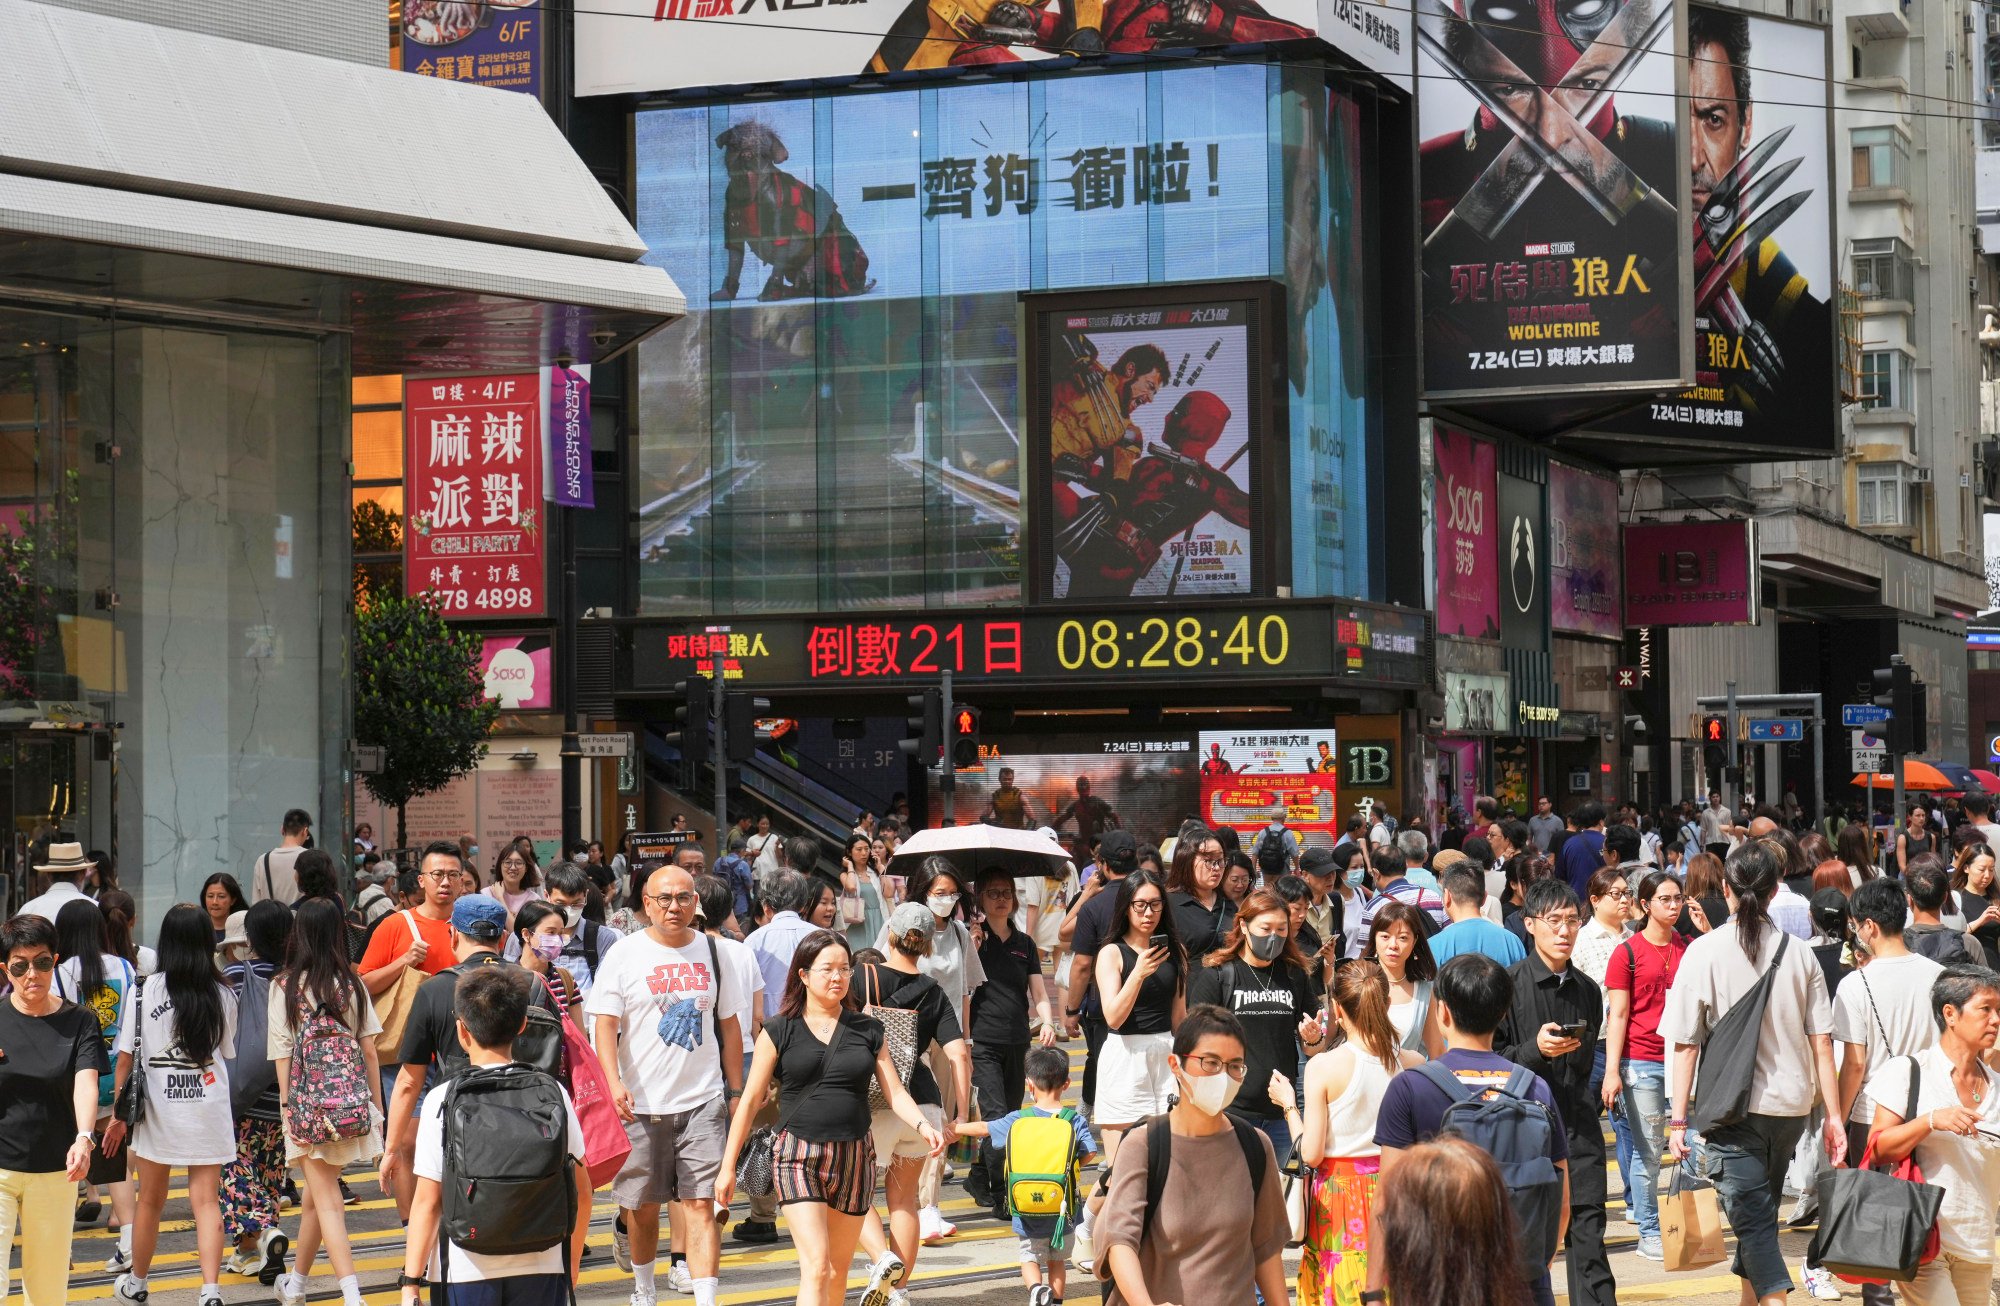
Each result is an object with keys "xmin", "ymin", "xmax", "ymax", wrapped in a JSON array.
[
  {"xmin": 956, "ymin": 709, "xmax": 976, "ymax": 736},
  {"xmin": 1701, "ymin": 714, "xmax": 1727, "ymax": 743}
]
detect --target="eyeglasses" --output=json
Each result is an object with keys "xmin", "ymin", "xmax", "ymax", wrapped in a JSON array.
[
  {"xmin": 419, "ymin": 870, "xmax": 455, "ymax": 883},
  {"xmin": 1604, "ymin": 889, "xmax": 1633, "ymax": 901},
  {"xmin": 6, "ymin": 956, "xmax": 53, "ymax": 977},
  {"xmin": 809, "ymin": 966, "xmax": 854, "ymax": 980},
  {"xmin": 1183, "ymin": 1053, "xmax": 1249, "ymax": 1080},
  {"xmin": 1533, "ymin": 914, "xmax": 1583, "ymax": 932},
  {"xmin": 648, "ymin": 891, "xmax": 700, "ymax": 909},
  {"xmin": 1196, "ymin": 853, "xmax": 1224, "ymax": 865},
  {"xmin": 1130, "ymin": 899, "xmax": 1165, "ymax": 915},
  {"xmin": 1649, "ymin": 894, "xmax": 1686, "ymax": 908}
]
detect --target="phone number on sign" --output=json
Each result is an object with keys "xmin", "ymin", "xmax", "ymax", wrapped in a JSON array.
[{"xmin": 433, "ymin": 587, "xmax": 539, "ymax": 613}]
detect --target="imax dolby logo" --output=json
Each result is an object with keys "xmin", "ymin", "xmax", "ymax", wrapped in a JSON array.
[{"xmin": 1509, "ymin": 514, "xmax": 1536, "ymax": 615}]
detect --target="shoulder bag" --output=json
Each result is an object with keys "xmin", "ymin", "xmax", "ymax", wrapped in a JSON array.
[
  {"xmin": 370, "ymin": 911, "xmax": 428, "ymax": 1058},
  {"xmin": 860, "ymin": 964, "xmax": 920, "ymax": 1111},
  {"xmin": 113, "ymin": 975, "xmax": 146, "ymax": 1127},
  {"xmin": 1808, "ymin": 1054, "xmax": 1944, "ymax": 1284},
  {"xmin": 1687, "ymin": 933, "xmax": 1789, "ymax": 1134},
  {"xmin": 535, "ymin": 972, "xmax": 630, "ymax": 1189}
]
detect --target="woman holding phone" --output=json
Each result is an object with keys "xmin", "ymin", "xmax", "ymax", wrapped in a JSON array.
[{"xmin": 1092, "ymin": 871, "xmax": 1187, "ymax": 1170}]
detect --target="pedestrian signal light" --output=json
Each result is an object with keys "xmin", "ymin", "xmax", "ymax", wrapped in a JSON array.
[
  {"xmin": 951, "ymin": 705, "xmax": 982, "ymax": 769},
  {"xmin": 1700, "ymin": 714, "xmax": 1726, "ymax": 744}
]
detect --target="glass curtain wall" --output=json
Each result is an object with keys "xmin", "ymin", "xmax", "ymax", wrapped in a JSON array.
[
  {"xmin": 0, "ymin": 310, "xmax": 340, "ymax": 925},
  {"xmin": 632, "ymin": 59, "xmax": 1376, "ymax": 615}
]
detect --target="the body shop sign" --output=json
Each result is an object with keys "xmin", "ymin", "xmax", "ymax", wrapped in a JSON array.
[
  {"xmin": 405, "ymin": 374, "xmax": 547, "ymax": 618},
  {"xmin": 1434, "ymin": 427, "xmax": 1498, "ymax": 639},
  {"xmin": 1622, "ymin": 520, "xmax": 1757, "ymax": 626}
]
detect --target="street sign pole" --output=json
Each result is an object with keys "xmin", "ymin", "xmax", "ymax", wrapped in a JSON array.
[
  {"xmin": 1725, "ymin": 681, "xmax": 1738, "ymax": 812},
  {"xmin": 1890, "ymin": 653, "xmax": 1907, "ymax": 838},
  {"xmin": 712, "ymin": 653, "xmax": 728, "ymax": 846},
  {"xmin": 941, "ymin": 669, "xmax": 955, "ymax": 824}
]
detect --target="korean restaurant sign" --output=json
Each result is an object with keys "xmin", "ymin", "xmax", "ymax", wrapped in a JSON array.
[
  {"xmin": 404, "ymin": 1, "xmax": 543, "ymax": 98},
  {"xmin": 404, "ymin": 374, "xmax": 548, "ymax": 618}
]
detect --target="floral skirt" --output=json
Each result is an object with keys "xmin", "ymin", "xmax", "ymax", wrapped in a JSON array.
[{"xmin": 1298, "ymin": 1156, "xmax": 1379, "ymax": 1306}]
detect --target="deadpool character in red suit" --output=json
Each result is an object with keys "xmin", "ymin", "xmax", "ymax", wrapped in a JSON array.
[{"xmin": 1051, "ymin": 389, "xmax": 1251, "ymax": 600}]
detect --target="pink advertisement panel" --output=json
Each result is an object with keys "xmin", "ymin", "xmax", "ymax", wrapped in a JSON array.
[
  {"xmin": 1622, "ymin": 520, "xmax": 1757, "ymax": 626},
  {"xmin": 1549, "ymin": 464, "xmax": 1623, "ymax": 638},
  {"xmin": 1434, "ymin": 426, "xmax": 1498, "ymax": 639}
]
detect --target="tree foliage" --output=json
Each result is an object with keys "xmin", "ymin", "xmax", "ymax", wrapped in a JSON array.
[
  {"xmin": 354, "ymin": 592, "xmax": 497, "ymax": 845},
  {"xmin": 352, "ymin": 498, "xmax": 403, "ymax": 612}
]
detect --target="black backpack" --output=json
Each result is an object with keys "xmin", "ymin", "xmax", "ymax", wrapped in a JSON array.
[
  {"xmin": 1413, "ymin": 1062, "xmax": 1563, "ymax": 1282},
  {"xmin": 438, "ymin": 1064, "xmax": 575, "ymax": 1275},
  {"xmin": 1908, "ymin": 926, "xmax": 1975, "ymax": 966},
  {"xmin": 1135, "ymin": 1112, "xmax": 1267, "ymax": 1237},
  {"xmin": 437, "ymin": 961, "xmax": 565, "ymax": 1082},
  {"xmin": 1256, "ymin": 829, "xmax": 1290, "ymax": 882}
]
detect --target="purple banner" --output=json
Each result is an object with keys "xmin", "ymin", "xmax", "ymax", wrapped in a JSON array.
[
  {"xmin": 1550, "ymin": 464, "xmax": 1623, "ymax": 639},
  {"xmin": 1434, "ymin": 426, "xmax": 1498, "ymax": 640},
  {"xmin": 403, "ymin": 2, "xmax": 543, "ymax": 99},
  {"xmin": 1622, "ymin": 520, "xmax": 1757, "ymax": 626},
  {"xmin": 549, "ymin": 366, "xmax": 594, "ymax": 509}
]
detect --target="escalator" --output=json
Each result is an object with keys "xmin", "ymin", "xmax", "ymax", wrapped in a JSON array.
[{"xmin": 640, "ymin": 726, "xmax": 863, "ymax": 875}]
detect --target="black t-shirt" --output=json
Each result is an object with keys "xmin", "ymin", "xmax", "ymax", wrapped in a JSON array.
[
  {"xmin": 970, "ymin": 925, "xmax": 1043, "ymax": 1046},
  {"xmin": 398, "ymin": 951, "xmax": 561, "ymax": 1079},
  {"xmin": 1107, "ymin": 941, "xmax": 1179, "ymax": 1035},
  {"xmin": 1187, "ymin": 958, "xmax": 1316, "ymax": 1119},
  {"xmin": 860, "ymin": 964, "xmax": 960, "ymax": 1107},
  {"xmin": 0, "ymin": 998, "xmax": 107, "ymax": 1172},
  {"xmin": 769, "ymin": 1011, "xmax": 885, "ymax": 1142},
  {"xmin": 1170, "ymin": 891, "xmax": 1237, "ymax": 960}
]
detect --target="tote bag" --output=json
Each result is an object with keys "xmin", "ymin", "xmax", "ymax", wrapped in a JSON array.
[
  {"xmin": 1810, "ymin": 1055, "xmax": 1943, "ymax": 1285},
  {"xmin": 371, "ymin": 911, "xmax": 427, "ymax": 1058},
  {"xmin": 860, "ymin": 964, "xmax": 921, "ymax": 1111},
  {"xmin": 538, "ymin": 975, "xmax": 630, "ymax": 1190}
]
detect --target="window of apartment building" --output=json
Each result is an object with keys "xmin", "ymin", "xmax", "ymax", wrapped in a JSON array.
[
  {"xmin": 352, "ymin": 375, "xmax": 404, "ymax": 606},
  {"xmin": 1851, "ymin": 126, "xmax": 1907, "ymax": 189},
  {"xmin": 1850, "ymin": 237, "xmax": 1914, "ymax": 302},
  {"xmin": 1859, "ymin": 349, "xmax": 1912, "ymax": 410},
  {"xmin": 1857, "ymin": 462, "xmax": 1908, "ymax": 527}
]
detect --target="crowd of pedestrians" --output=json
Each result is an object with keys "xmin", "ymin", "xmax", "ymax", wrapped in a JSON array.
[{"xmin": 11, "ymin": 790, "xmax": 2000, "ymax": 1306}]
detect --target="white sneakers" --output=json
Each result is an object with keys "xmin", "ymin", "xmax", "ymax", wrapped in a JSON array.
[
  {"xmin": 1799, "ymin": 1262, "xmax": 1842, "ymax": 1301},
  {"xmin": 917, "ymin": 1205, "xmax": 956, "ymax": 1244},
  {"xmin": 273, "ymin": 1270, "xmax": 308, "ymax": 1306},
  {"xmin": 860, "ymin": 1252, "xmax": 905, "ymax": 1306},
  {"xmin": 112, "ymin": 1274, "xmax": 147, "ymax": 1305},
  {"xmin": 665, "ymin": 1262, "xmax": 694, "ymax": 1294}
]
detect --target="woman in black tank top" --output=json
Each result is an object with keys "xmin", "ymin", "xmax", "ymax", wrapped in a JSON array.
[{"xmin": 1091, "ymin": 871, "xmax": 1189, "ymax": 1151}]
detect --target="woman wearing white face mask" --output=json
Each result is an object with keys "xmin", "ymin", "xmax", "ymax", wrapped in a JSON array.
[
  {"xmin": 872, "ymin": 857, "xmax": 985, "ymax": 1242},
  {"xmin": 1093, "ymin": 1005, "xmax": 1291, "ymax": 1306}
]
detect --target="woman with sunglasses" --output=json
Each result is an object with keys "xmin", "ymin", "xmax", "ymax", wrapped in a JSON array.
[
  {"xmin": 111, "ymin": 903, "xmax": 239, "ymax": 1306},
  {"xmin": 0, "ymin": 913, "xmax": 106, "ymax": 1306}
]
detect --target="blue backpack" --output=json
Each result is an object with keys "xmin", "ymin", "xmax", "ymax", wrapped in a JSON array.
[{"xmin": 1414, "ymin": 1061, "xmax": 1564, "ymax": 1280}]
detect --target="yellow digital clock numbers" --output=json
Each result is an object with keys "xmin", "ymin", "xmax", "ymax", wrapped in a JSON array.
[{"xmin": 1054, "ymin": 613, "xmax": 1292, "ymax": 671}]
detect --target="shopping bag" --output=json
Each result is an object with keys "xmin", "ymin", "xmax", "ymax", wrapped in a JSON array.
[
  {"xmin": 1811, "ymin": 1053, "xmax": 1942, "ymax": 1285},
  {"xmin": 1659, "ymin": 1164, "xmax": 1726, "ymax": 1272},
  {"xmin": 554, "ymin": 997, "xmax": 632, "ymax": 1189},
  {"xmin": 1281, "ymin": 1156, "xmax": 1308, "ymax": 1247}
]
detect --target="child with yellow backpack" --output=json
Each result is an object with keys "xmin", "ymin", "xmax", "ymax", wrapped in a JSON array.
[{"xmin": 956, "ymin": 1046, "xmax": 1098, "ymax": 1306}]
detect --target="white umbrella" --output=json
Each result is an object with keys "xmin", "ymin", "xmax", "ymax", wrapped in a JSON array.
[{"xmin": 886, "ymin": 823, "xmax": 1073, "ymax": 879}]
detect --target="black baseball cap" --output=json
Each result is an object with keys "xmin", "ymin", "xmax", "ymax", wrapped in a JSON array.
[
  {"xmin": 1298, "ymin": 846, "xmax": 1337, "ymax": 877},
  {"xmin": 1098, "ymin": 830, "xmax": 1138, "ymax": 874}
]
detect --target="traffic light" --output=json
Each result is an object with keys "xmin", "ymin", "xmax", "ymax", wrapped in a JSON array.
[
  {"xmin": 1699, "ymin": 714, "xmax": 1728, "ymax": 746},
  {"xmin": 900, "ymin": 689, "xmax": 943, "ymax": 765},
  {"xmin": 723, "ymin": 692, "xmax": 770, "ymax": 764},
  {"xmin": 1873, "ymin": 663, "xmax": 1928, "ymax": 755},
  {"xmin": 951, "ymin": 704, "xmax": 982, "ymax": 769},
  {"xmin": 668, "ymin": 675, "xmax": 711, "ymax": 787}
]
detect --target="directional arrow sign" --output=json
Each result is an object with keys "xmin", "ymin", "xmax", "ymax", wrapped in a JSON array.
[
  {"xmin": 1747, "ymin": 718, "xmax": 1804, "ymax": 742},
  {"xmin": 1843, "ymin": 704, "xmax": 1891, "ymax": 728}
]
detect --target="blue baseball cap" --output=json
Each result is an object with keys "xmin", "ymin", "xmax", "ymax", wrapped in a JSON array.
[{"xmin": 451, "ymin": 894, "xmax": 508, "ymax": 942}]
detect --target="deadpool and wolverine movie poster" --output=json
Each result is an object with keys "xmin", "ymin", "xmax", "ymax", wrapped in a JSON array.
[
  {"xmin": 1417, "ymin": 0, "xmax": 1690, "ymax": 400},
  {"xmin": 1032, "ymin": 294, "xmax": 1263, "ymax": 603}
]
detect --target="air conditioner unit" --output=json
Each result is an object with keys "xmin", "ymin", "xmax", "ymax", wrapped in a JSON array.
[{"xmin": 1913, "ymin": 466, "xmax": 1935, "ymax": 483}]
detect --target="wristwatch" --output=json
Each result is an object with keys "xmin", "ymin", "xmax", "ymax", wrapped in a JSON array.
[
  {"xmin": 398, "ymin": 1275, "xmax": 430, "ymax": 1289},
  {"xmin": 1360, "ymin": 1292, "xmax": 1386, "ymax": 1304}
]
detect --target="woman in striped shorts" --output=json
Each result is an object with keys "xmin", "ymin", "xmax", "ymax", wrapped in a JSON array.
[{"xmin": 717, "ymin": 929, "xmax": 944, "ymax": 1306}]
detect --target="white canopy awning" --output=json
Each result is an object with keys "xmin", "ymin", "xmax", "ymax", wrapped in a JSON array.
[{"xmin": 0, "ymin": 0, "xmax": 682, "ymax": 362}]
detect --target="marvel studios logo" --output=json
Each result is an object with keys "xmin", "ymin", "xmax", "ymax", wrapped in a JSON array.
[{"xmin": 1522, "ymin": 242, "xmax": 1577, "ymax": 256}]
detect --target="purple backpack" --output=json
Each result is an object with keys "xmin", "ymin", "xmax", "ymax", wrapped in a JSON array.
[{"xmin": 287, "ymin": 1002, "xmax": 373, "ymax": 1145}]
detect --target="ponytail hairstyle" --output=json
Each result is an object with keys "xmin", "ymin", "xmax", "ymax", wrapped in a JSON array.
[
  {"xmin": 1330, "ymin": 959, "xmax": 1400, "ymax": 1074},
  {"xmin": 1725, "ymin": 839, "xmax": 1782, "ymax": 961},
  {"xmin": 98, "ymin": 889, "xmax": 138, "ymax": 964}
]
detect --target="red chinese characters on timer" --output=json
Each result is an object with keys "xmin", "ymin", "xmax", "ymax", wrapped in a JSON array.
[
  {"xmin": 803, "ymin": 622, "xmax": 1025, "ymax": 679},
  {"xmin": 404, "ymin": 373, "xmax": 546, "ymax": 617}
]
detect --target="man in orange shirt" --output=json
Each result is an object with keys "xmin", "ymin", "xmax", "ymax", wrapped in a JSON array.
[{"xmin": 360, "ymin": 839, "xmax": 460, "ymax": 1215}]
